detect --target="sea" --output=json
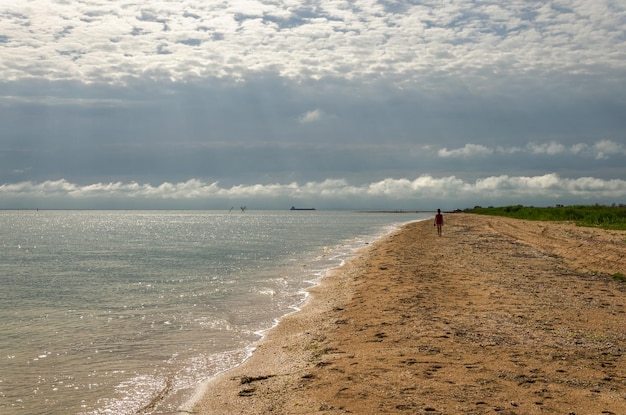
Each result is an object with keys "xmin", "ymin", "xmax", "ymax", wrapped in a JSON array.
[{"xmin": 0, "ymin": 210, "xmax": 431, "ymax": 415}]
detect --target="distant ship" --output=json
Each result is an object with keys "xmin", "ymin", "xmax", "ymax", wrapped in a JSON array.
[{"xmin": 290, "ymin": 206, "xmax": 316, "ymax": 211}]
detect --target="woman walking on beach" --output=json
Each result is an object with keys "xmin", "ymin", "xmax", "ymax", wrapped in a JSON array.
[{"xmin": 434, "ymin": 209, "xmax": 444, "ymax": 237}]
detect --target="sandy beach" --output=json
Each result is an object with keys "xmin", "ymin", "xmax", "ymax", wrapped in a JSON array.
[{"xmin": 191, "ymin": 213, "xmax": 626, "ymax": 415}]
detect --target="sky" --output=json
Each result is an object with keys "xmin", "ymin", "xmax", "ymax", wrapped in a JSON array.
[{"xmin": 1, "ymin": 0, "xmax": 625, "ymax": 210}]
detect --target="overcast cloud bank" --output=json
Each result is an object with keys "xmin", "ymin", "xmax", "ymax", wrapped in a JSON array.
[{"xmin": 1, "ymin": 0, "xmax": 625, "ymax": 209}]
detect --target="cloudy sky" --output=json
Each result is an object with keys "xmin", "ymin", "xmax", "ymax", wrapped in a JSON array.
[{"xmin": 1, "ymin": 0, "xmax": 625, "ymax": 210}]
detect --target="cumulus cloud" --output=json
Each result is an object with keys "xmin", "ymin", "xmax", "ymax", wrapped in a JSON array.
[
  {"xmin": 436, "ymin": 140, "xmax": 626, "ymax": 160},
  {"xmin": 593, "ymin": 140, "xmax": 626, "ymax": 159},
  {"xmin": 568, "ymin": 140, "xmax": 626, "ymax": 159},
  {"xmin": 2, "ymin": 175, "xmax": 625, "ymax": 209},
  {"xmin": 1, "ymin": 1, "xmax": 625, "ymax": 210},
  {"xmin": 1, "ymin": 1, "xmax": 625, "ymax": 85}
]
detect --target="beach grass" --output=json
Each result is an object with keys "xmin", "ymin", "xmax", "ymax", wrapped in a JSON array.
[
  {"xmin": 613, "ymin": 272, "xmax": 626, "ymax": 282},
  {"xmin": 465, "ymin": 204, "xmax": 626, "ymax": 230}
]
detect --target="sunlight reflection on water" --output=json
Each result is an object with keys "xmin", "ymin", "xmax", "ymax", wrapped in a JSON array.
[{"xmin": 0, "ymin": 210, "xmax": 427, "ymax": 414}]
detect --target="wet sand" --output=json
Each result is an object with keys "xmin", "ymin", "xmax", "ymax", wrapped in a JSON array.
[{"xmin": 191, "ymin": 213, "xmax": 626, "ymax": 415}]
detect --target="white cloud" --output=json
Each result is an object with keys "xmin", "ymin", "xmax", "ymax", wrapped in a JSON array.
[
  {"xmin": 1, "ymin": 1, "xmax": 625, "ymax": 85},
  {"xmin": 566, "ymin": 140, "xmax": 626, "ymax": 159},
  {"xmin": 298, "ymin": 108, "xmax": 323, "ymax": 123},
  {"xmin": 472, "ymin": 174, "xmax": 562, "ymax": 197},
  {"xmin": 2, "ymin": 175, "xmax": 625, "ymax": 209},
  {"xmin": 436, "ymin": 140, "xmax": 626, "ymax": 160},
  {"xmin": 1, "ymin": 2, "xmax": 624, "ymax": 209},
  {"xmin": 593, "ymin": 140, "xmax": 625, "ymax": 159},
  {"xmin": 527, "ymin": 141, "xmax": 566, "ymax": 155},
  {"xmin": 495, "ymin": 145, "xmax": 523, "ymax": 155},
  {"xmin": 438, "ymin": 144, "xmax": 493, "ymax": 158},
  {"xmin": 570, "ymin": 143, "xmax": 589, "ymax": 155}
]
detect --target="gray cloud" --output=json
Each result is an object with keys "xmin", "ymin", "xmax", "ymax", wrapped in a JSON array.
[{"xmin": 1, "ymin": 1, "xmax": 625, "ymax": 209}]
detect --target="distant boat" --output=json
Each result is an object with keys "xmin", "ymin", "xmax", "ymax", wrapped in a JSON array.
[{"xmin": 290, "ymin": 206, "xmax": 316, "ymax": 211}]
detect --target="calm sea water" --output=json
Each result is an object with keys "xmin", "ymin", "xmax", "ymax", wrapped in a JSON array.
[{"xmin": 0, "ymin": 210, "xmax": 430, "ymax": 415}]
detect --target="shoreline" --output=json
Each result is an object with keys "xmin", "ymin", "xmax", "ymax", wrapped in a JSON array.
[
  {"xmin": 177, "ymin": 217, "xmax": 420, "ymax": 413},
  {"xmin": 184, "ymin": 221, "xmax": 399, "ymax": 414},
  {"xmin": 191, "ymin": 213, "xmax": 626, "ymax": 414}
]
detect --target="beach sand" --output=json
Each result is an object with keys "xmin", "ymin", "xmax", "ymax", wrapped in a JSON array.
[{"xmin": 191, "ymin": 213, "xmax": 626, "ymax": 415}]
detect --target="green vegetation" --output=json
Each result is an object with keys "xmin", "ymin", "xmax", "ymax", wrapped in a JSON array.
[
  {"xmin": 613, "ymin": 272, "xmax": 626, "ymax": 282},
  {"xmin": 465, "ymin": 204, "xmax": 626, "ymax": 230}
]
